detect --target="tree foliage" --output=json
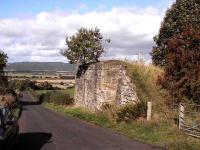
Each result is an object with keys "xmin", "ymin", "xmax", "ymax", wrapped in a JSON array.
[
  {"xmin": 0, "ymin": 50, "xmax": 8, "ymax": 88},
  {"xmin": 62, "ymin": 27, "xmax": 110, "ymax": 65},
  {"xmin": 0, "ymin": 50, "xmax": 8, "ymax": 71},
  {"xmin": 159, "ymin": 28, "xmax": 200, "ymax": 104},
  {"xmin": 8, "ymin": 79, "xmax": 56, "ymax": 91},
  {"xmin": 152, "ymin": 0, "xmax": 200, "ymax": 67}
]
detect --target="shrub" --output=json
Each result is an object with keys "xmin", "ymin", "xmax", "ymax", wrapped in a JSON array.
[
  {"xmin": 31, "ymin": 76, "xmax": 39, "ymax": 78},
  {"xmin": 101, "ymin": 101, "xmax": 147, "ymax": 122},
  {"xmin": 116, "ymin": 101, "xmax": 147, "ymax": 123},
  {"xmin": 101, "ymin": 103, "xmax": 118, "ymax": 121},
  {"xmin": 38, "ymin": 81, "xmax": 53, "ymax": 90},
  {"xmin": 50, "ymin": 91, "xmax": 74, "ymax": 105},
  {"xmin": 60, "ymin": 76, "xmax": 75, "ymax": 79},
  {"xmin": 39, "ymin": 91, "xmax": 74, "ymax": 105},
  {"xmin": 39, "ymin": 91, "xmax": 52, "ymax": 103}
]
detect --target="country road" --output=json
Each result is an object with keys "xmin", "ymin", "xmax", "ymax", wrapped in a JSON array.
[{"xmin": 14, "ymin": 92, "xmax": 161, "ymax": 150}]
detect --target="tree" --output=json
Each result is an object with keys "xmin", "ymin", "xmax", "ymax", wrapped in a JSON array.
[
  {"xmin": 0, "ymin": 50, "xmax": 8, "ymax": 71},
  {"xmin": 159, "ymin": 28, "xmax": 200, "ymax": 104},
  {"xmin": 151, "ymin": 0, "xmax": 200, "ymax": 67},
  {"xmin": 61, "ymin": 27, "xmax": 110, "ymax": 65},
  {"xmin": 0, "ymin": 50, "xmax": 8, "ymax": 87}
]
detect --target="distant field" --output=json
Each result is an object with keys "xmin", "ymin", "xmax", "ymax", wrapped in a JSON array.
[
  {"xmin": 9, "ymin": 78, "xmax": 75, "ymax": 89},
  {"xmin": 8, "ymin": 72, "xmax": 57, "ymax": 78},
  {"xmin": 9, "ymin": 71, "xmax": 75, "ymax": 85},
  {"xmin": 9, "ymin": 77, "xmax": 75, "ymax": 83},
  {"xmin": 35, "ymin": 79, "xmax": 75, "ymax": 84},
  {"xmin": 8, "ymin": 71, "xmax": 75, "ymax": 80}
]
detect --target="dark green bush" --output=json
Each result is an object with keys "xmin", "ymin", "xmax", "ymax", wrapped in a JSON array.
[
  {"xmin": 116, "ymin": 101, "xmax": 147, "ymax": 122},
  {"xmin": 39, "ymin": 91, "xmax": 51, "ymax": 102},
  {"xmin": 39, "ymin": 91, "xmax": 74, "ymax": 105},
  {"xmin": 31, "ymin": 76, "xmax": 39, "ymax": 78},
  {"xmin": 38, "ymin": 81, "xmax": 53, "ymax": 90},
  {"xmin": 50, "ymin": 91, "xmax": 73, "ymax": 105}
]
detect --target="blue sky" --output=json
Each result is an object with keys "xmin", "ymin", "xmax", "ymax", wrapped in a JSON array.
[
  {"xmin": 0, "ymin": 0, "xmax": 168, "ymax": 18},
  {"xmin": 0, "ymin": 0, "xmax": 174, "ymax": 62}
]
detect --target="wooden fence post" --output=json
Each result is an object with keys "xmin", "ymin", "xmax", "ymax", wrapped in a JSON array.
[
  {"xmin": 179, "ymin": 103, "xmax": 185, "ymax": 129},
  {"xmin": 147, "ymin": 102, "xmax": 152, "ymax": 121}
]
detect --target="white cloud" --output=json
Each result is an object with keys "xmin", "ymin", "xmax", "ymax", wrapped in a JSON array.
[{"xmin": 0, "ymin": 4, "xmax": 172, "ymax": 62}]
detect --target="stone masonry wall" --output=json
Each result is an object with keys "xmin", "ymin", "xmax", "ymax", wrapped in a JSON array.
[{"xmin": 75, "ymin": 61, "xmax": 139, "ymax": 111}]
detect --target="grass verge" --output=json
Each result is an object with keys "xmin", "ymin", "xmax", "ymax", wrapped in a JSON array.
[{"xmin": 43, "ymin": 102, "xmax": 200, "ymax": 150}]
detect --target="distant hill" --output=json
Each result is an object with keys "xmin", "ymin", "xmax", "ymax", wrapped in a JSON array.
[{"xmin": 5, "ymin": 62, "xmax": 76, "ymax": 72}]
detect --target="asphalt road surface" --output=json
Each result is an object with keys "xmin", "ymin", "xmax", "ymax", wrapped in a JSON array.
[{"xmin": 14, "ymin": 92, "xmax": 161, "ymax": 150}]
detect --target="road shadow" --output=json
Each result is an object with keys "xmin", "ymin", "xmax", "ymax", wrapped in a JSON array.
[
  {"xmin": 20, "ymin": 100, "xmax": 42, "ymax": 106},
  {"xmin": 15, "ymin": 132, "xmax": 52, "ymax": 150},
  {"xmin": 20, "ymin": 92, "xmax": 43, "ymax": 106}
]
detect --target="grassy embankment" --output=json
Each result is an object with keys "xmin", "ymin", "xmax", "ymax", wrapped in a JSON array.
[{"xmin": 32, "ymin": 62, "xmax": 200, "ymax": 150}]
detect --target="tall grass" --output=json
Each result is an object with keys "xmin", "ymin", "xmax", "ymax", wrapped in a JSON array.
[{"xmin": 123, "ymin": 62, "xmax": 172, "ymax": 121}]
